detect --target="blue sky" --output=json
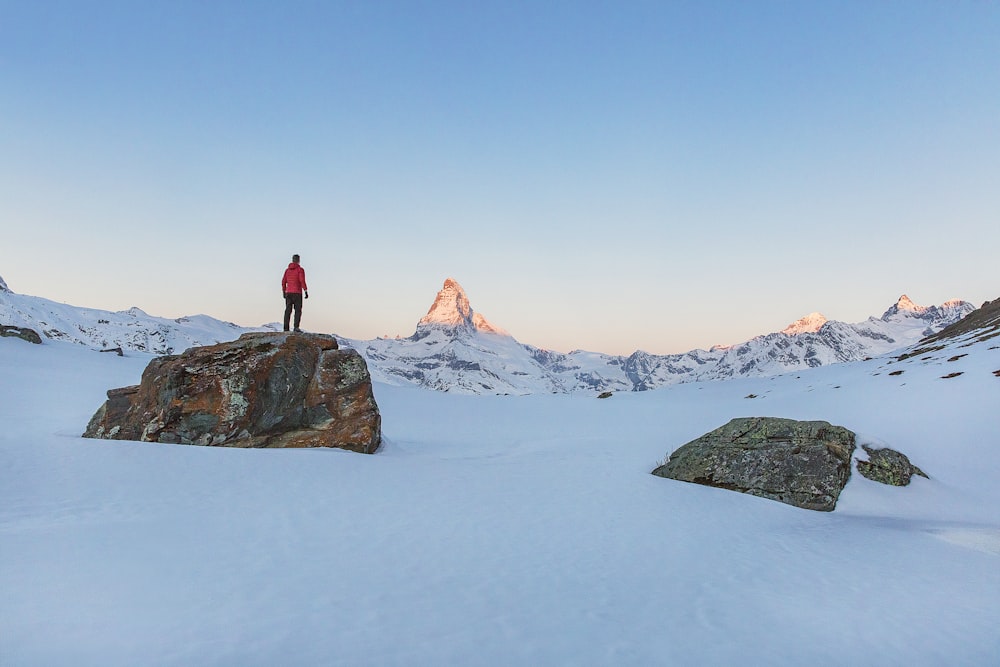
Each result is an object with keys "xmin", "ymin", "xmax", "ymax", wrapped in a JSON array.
[{"xmin": 2, "ymin": 1, "xmax": 998, "ymax": 354}]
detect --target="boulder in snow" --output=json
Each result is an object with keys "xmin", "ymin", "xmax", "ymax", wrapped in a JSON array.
[
  {"xmin": 856, "ymin": 445, "xmax": 928, "ymax": 486},
  {"xmin": 84, "ymin": 332, "xmax": 382, "ymax": 452},
  {"xmin": 0, "ymin": 325, "xmax": 42, "ymax": 344},
  {"xmin": 652, "ymin": 417, "xmax": 856, "ymax": 511}
]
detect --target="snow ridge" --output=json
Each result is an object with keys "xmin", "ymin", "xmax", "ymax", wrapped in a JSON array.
[{"xmin": 0, "ymin": 282, "xmax": 268, "ymax": 354}]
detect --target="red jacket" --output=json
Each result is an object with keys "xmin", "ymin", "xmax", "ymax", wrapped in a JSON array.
[{"xmin": 282, "ymin": 263, "xmax": 308, "ymax": 294}]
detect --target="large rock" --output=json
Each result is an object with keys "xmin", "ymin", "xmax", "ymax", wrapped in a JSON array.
[
  {"xmin": 652, "ymin": 417, "xmax": 856, "ymax": 511},
  {"xmin": 83, "ymin": 332, "xmax": 381, "ymax": 453}
]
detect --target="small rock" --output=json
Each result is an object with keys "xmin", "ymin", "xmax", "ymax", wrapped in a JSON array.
[
  {"xmin": 856, "ymin": 446, "xmax": 928, "ymax": 486},
  {"xmin": 0, "ymin": 325, "xmax": 42, "ymax": 344},
  {"xmin": 597, "ymin": 391, "xmax": 613, "ymax": 399}
]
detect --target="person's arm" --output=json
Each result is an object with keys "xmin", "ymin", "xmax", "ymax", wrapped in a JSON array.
[{"xmin": 301, "ymin": 267, "xmax": 309, "ymax": 298}]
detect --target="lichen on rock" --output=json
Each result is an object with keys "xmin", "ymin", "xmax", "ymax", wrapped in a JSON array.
[
  {"xmin": 83, "ymin": 332, "xmax": 382, "ymax": 453},
  {"xmin": 856, "ymin": 445, "xmax": 928, "ymax": 486},
  {"xmin": 652, "ymin": 417, "xmax": 856, "ymax": 511},
  {"xmin": 0, "ymin": 325, "xmax": 42, "ymax": 344}
]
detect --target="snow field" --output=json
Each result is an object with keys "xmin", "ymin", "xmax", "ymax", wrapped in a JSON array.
[{"xmin": 1, "ymin": 337, "xmax": 998, "ymax": 666}]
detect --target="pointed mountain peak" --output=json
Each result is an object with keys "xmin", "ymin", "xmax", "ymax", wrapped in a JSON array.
[
  {"xmin": 417, "ymin": 278, "xmax": 508, "ymax": 335},
  {"xmin": 882, "ymin": 294, "xmax": 929, "ymax": 320},
  {"xmin": 419, "ymin": 278, "xmax": 473, "ymax": 327},
  {"xmin": 895, "ymin": 294, "xmax": 923, "ymax": 312},
  {"xmin": 781, "ymin": 312, "xmax": 828, "ymax": 335},
  {"xmin": 0, "ymin": 274, "xmax": 9, "ymax": 293}
]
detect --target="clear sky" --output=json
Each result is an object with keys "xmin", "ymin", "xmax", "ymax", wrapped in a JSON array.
[{"xmin": 2, "ymin": 1, "xmax": 998, "ymax": 355}]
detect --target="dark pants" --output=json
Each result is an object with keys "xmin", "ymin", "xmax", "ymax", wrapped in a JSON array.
[{"xmin": 283, "ymin": 293, "xmax": 303, "ymax": 331}]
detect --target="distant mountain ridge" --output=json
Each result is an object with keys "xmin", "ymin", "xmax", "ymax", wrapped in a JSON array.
[
  {"xmin": 352, "ymin": 279, "xmax": 976, "ymax": 394},
  {"xmin": 0, "ymin": 272, "xmax": 977, "ymax": 394},
  {"xmin": 0, "ymin": 274, "xmax": 272, "ymax": 354}
]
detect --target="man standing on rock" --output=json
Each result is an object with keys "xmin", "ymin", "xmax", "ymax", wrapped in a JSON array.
[{"xmin": 282, "ymin": 254, "xmax": 309, "ymax": 332}]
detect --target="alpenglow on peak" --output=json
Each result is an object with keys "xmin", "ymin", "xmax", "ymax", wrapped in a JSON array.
[
  {"xmin": 893, "ymin": 294, "xmax": 924, "ymax": 314},
  {"xmin": 781, "ymin": 312, "xmax": 828, "ymax": 335},
  {"xmin": 417, "ymin": 278, "xmax": 508, "ymax": 335}
]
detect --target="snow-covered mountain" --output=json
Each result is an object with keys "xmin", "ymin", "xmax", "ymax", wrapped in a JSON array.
[
  {"xmin": 0, "ymin": 274, "xmax": 268, "ymax": 354},
  {"xmin": 781, "ymin": 312, "xmax": 828, "ymax": 335},
  {"xmin": 356, "ymin": 278, "xmax": 553, "ymax": 394},
  {"xmin": 0, "ymin": 272, "xmax": 977, "ymax": 394},
  {"xmin": 349, "ymin": 279, "xmax": 976, "ymax": 394}
]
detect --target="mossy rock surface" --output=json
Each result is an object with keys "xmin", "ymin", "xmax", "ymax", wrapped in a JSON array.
[
  {"xmin": 0, "ymin": 325, "xmax": 42, "ymax": 344},
  {"xmin": 652, "ymin": 417, "xmax": 856, "ymax": 512},
  {"xmin": 83, "ymin": 332, "xmax": 382, "ymax": 453},
  {"xmin": 856, "ymin": 446, "xmax": 928, "ymax": 486}
]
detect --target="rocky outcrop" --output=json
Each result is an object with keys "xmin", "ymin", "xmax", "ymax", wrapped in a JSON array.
[
  {"xmin": 652, "ymin": 417, "xmax": 856, "ymax": 511},
  {"xmin": 83, "ymin": 332, "xmax": 381, "ymax": 452},
  {"xmin": 0, "ymin": 325, "xmax": 42, "ymax": 344},
  {"xmin": 915, "ymin": 296, "xmax": 1000, "ymax": 347},
  {"xmin": 856, "ymin": 446, "xmax": 928, "ymax": 486}
]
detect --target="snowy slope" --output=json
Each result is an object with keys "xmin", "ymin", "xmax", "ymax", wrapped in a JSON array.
[
  {"xmin": 1, "ymin": 315, "xmax": 998, "ymax": 665},
  {"xmin": 0, "ymin": 274, "xmax": 268, "ymax": 354}
]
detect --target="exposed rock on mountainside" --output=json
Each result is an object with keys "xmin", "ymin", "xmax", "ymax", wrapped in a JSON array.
[
  {"xmin": 0, "ymin": 274, "xmax": 10, "ymax": 293},
  {"xmin": 84, "ymin": 332, "xmax": 381, "ymax": 452},
  {"xmin": 916, "ymin": 297, "xmax": 1000, "ymax": 347},
  {"xmin": 0, "ymin": 325, "xmax": 41, "ymax": 344},
  {"xmin": 652, "ymin": 417, "xmax": 856, "ymax": 511},
  {"xmin": 417, "ymin": 277, "xmax": 508, "ymax": 335},
  {"xmin": 856, "ymin": 446, "xmax": 928, "ymax": 486}
]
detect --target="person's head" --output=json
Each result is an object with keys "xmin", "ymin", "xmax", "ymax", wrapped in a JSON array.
[{"xmin": 292, "ymin": 254, "xmax": 300, "ymax": 264}]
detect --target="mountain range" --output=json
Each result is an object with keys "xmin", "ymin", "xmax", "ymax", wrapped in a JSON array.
[
  {"xmin": 0, "ymin": 273, "xmax": 977, "ymax": 394},
  {"xmin": 354, "ymin": 279, "xmax": 974, "ymax": 393}
]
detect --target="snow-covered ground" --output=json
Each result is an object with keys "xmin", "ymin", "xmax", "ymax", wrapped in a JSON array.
[{"xmin": 1, "ymin": 335, "xmax": 998, "ymax": 666}]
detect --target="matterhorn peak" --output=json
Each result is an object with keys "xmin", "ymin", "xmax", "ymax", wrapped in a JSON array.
[
  {"xmin": 895, "ymin": 295, "xmax": 922, "ymax": 312},
  {"xmin": 417, "ymin": 278, "xmax": 508, "ymax": 336},
  {"xmin": 0, "ymin": 274, "xmax": 9, "ymax": 293},
  {"xmin": 781, "ymin": 312, "xmax": 828, "ymax": 335}
]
